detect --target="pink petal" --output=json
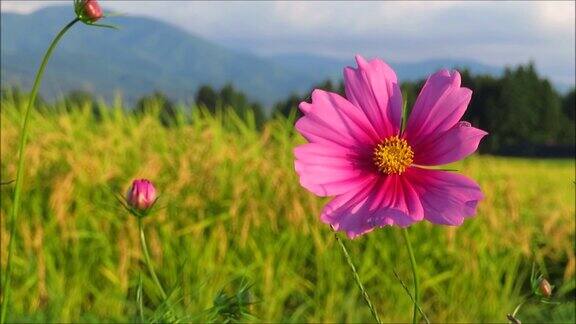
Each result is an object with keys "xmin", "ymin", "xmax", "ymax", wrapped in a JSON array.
[
  {"xmin": 296, "ymin": 89, "xmax": 380, "ymax": 149},
  {"xmin": 294, "ymin": 143, "xmax": 375, "ymax": 197},
  {"xmin": 366, "ymin": 175, "xmax": 424, "ymax": 222},
  {"xmin": 344, "ymin": 55, "xmax": 403, "ymax": 138},
  {"xmin": 413, "ymin": 121, "xmax": 488, "ymax": 165},
  {"xmin": 404, "ymin": 70, "xmax": 472, "ymax": 148},
  {"xmin": 320, "ymin": 175, "xmax": 422, "ymax": 238},
  {"xmin": 405, "ymin": 168, "xmax": 483, "ymax": 226}
]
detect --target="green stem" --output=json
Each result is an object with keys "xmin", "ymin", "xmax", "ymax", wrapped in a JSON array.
[
  {"xmin": 512, "ymin": 297, "xmax": 528, "ymax": 318},
  {"xmin": 137, "ymin": 274, "xmax": 144, "ymax": 322},
  {"xmin": 138, "ymin": 218, "xmax": 168, "ymax": 301},
  {"xmin": 335, "ymin": 234, "xmax": 382, "ymax": 324},
  {"xmin": 507, "ymin": 298, "xmax": 528, "ymax": 324},
  {"xmin": 392, "ymin": 270, "xmax": 430, "ymax": 324},
  {"xmin": 0, "ymin": 18, "xmax": 79, "ymax": 324},
  {"xmin": 402, "ymin": 228, "xmax": 419, "ymax": 324}
]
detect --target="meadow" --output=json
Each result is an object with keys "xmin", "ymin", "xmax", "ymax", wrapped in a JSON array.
[{"xmin": 1, "ymin": 96, "xmax": 575, "ymax": 323}]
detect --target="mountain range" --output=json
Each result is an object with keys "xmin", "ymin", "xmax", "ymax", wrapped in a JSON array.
[{"xmin": 2, "ymin": 6, "xmax": 504, "ymax": 107}]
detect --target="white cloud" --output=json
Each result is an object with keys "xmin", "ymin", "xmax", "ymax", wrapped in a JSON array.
[
  {"xmin": 1, "ymin": 1, "xmax": 66, "ymax": 14},
  {"xmin": 536, "ymin": 1, "xmax": 575, "ymax": 32}
]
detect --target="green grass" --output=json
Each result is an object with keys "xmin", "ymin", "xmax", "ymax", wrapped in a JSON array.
[{"xmin": 1, "ymin": 96, "xmax": 575, "ymax": 322}]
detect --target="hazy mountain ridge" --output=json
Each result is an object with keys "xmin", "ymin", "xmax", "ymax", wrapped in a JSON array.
[
  {"xmin": 1, "ymin": 7, "xmax": 315, "ymax": 106},
  {"xmin": 266, "ymin": 53, "xmax": 503, "ymax": 83},
  {"xmin": 2, "ymin": 6, "xmax": 515, "ymax": 107}
]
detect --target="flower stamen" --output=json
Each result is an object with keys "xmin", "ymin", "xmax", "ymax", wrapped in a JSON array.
[{"xmin": 373, "ymin": 136, "xmax": 414, "ymax": 174}]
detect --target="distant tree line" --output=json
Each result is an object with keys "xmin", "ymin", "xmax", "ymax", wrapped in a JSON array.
[
  {"xmin": 272, "ymin": 63, "xmax": 575, "ymax": 157},
  {"xmin": 195, "ymin": 83, "xmax": 265, "ymax": 126},
  {"xmin": 1, "ymin": 62, "xmax": 574, "ymax": 156}
]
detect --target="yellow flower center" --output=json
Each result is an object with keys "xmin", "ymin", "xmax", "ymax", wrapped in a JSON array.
[{"xmin": 373, "ymin": 136, "xmax": 414, "ymax": 175}]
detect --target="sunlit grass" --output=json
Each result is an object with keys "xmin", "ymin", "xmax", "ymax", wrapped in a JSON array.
[{"xmin": 1, "ymin": 95, "xmax": 574, "ymax": 322}]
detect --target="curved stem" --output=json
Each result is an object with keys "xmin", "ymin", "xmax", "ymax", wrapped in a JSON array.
[
  {"xmin": 0, "ymin": 18, "xmax": 79, "ymax": 324},
  {"xmin": 402, "ymin": 228, "xmax": 419, "ymax": 324},
  {"xmin": 512, "ymin": 297, "xmax": 528, "ymax": 317},
  {"xmin": 335, "ymin": 234, "xmax": 382, "ymax": 324},
  {"xmin": 506, "ymin": 297, "xmax": 528, "ymax": 324},
  {"xmin": 138, "ymin": 218, "xmax": 168, "ymax": 301}
]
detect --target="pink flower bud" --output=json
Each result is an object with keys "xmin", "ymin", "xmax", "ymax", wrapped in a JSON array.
[
  {"xmin": 127, "ymin": 179, "xmax": 157, "ymax": 212},
  {"xmin": 538, "ymin": 278, "xmax": 553, "ymax": 297},
  {"xmin": 83, "ymin": 0, "xmax": 103, "ymax": 22}
]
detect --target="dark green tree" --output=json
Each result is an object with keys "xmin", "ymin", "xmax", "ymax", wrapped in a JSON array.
[
  {"xmin": 195, "ymin": 83, "xmax": 266, "ymax": 127},
  {"xmin": 562, "ymin": 88, "xmax": 575, "ymax": 121},
  {"xmin": 558, "ymin": 88, "xmax": 575, "ymax": 146},
  {"xmin": 134, "ymin": 91, "xmax": 177, "ymax": 127},
  {"xmin": 272, "ymin": 93, "xmax": 302, "ymax": 119},
  {"xmin": 489, "ymin": 63, "xmax": 563, "ymax": 153},
  {"xmin": 195, "ymin": 85, "xmax": 218, "ymax": 113},
  {"xmin": 219, "ymin": 83, "xmax": 249, "ymax": 109}
]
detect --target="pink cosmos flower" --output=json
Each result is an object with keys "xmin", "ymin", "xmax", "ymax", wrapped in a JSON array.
[
  {"xmin": 294, "ymin": 55, "xmax": 487, "ymax": 238},
  {"xmin": 127, "ymin": 179, "xmax": 157, "ymax": 212}
]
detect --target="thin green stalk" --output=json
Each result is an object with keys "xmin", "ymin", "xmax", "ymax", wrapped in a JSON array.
[
  {"xmin": 512, "ymin": 298, "xmax": 527, "ymax": 317},
  {"xmin": 506, "ymin": 298, "xmax": 527, "ymax": 324},
  {"xmin": 392, "ymin": 270, "xmax": 429, "ymax": 324},
  {"xmin": 0, "ymin": 18, "xmax": 79, "ymax": 324},
  {"xmin": 402, "ymin": 228, "xmax": 419, "ymax": 324},
  {"xmin": 138, "ymin": 218, "xmax": 168, "ymax": 301},
  {"xmin": 137, "ymin": 274, "xmax": 144, "ymax": 322},
  {"xmin": 335, "ymin": 234, "xmax": 382, "ymax": 324}
]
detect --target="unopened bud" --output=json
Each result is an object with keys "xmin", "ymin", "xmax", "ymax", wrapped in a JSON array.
[
  {"xmin": 84, "ymin": 0, "xmax": 103, "ymax": 22},
  {"xmin": 75, "ymin": 0, "xmax": 103, "ymax": 23},
  {"xmin": 538, "ymin": 278, "xmax": 553, "ymax": 297},
  {"xmin": 127, "ymin": 179, "xmax": 157, "ymax": 212}
]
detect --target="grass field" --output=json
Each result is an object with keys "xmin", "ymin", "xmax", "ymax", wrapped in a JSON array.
[{"xmin": 1, "ymin": 96, "xmax": 575, "ymax": 323}]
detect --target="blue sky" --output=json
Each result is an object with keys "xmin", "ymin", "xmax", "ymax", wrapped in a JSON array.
[{"xmin": 2, "ymin": 1, "xmax": 574, "ymax": 87}]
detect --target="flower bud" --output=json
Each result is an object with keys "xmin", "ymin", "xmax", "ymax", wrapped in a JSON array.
[
  {"xmin": 538, "ymin": 278, "xmax": 553, "ymax": 297},
  {"xmin": 75, "ymin": 0, "xmax": 103, "ymax": 23},
  {"xmin": 84, "ymin": 0, "xmax": 103, "ymax": 22},
  {"xmin": 127, "ymin": 179, "xmax": 157, "ymax": 212}
]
